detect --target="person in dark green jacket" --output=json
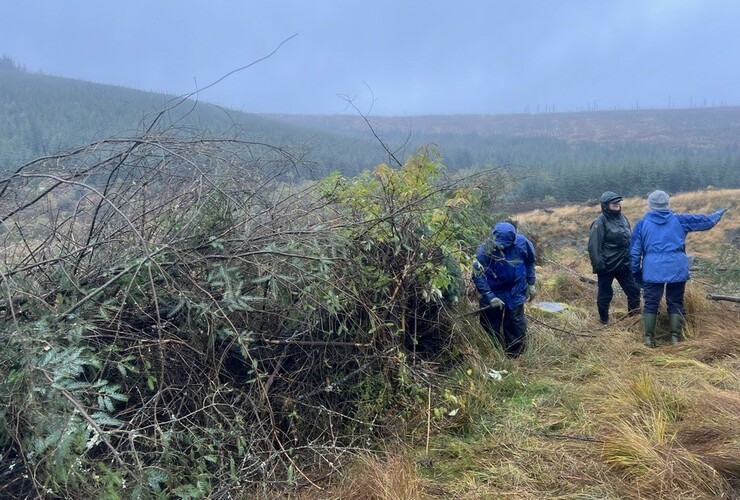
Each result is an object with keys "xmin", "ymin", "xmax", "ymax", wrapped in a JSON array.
[{"xmin": 588, "ymin": 191, "xmax": 641, "ymax": 324}]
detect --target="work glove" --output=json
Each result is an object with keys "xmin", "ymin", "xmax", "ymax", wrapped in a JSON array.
[
  {"xmin": 526, "ymin": 284, "xmax": 537, "ymax": 302},
  {"xmin": 488, "ymin": 297, "xmax": 504, "ymax": 309}
]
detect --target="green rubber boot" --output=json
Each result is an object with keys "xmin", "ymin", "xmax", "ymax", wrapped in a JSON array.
[
  {"xmin": 643, "ymin": 313, "xmax": 657, "ymax": 348},
  {"xmin": 669, "ymin": 313, "xmax": 683, "ymax": 345}
]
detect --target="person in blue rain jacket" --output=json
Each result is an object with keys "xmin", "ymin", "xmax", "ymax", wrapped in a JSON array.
[
  {"xmin": 472, "ymin": 222, "xmax": 536, "ymax": 357},
  {"xmin": 630, "ymin": 190, "xmax": 727, "ymax": 348}
]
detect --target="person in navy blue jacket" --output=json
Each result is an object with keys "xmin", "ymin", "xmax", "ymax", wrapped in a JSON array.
[
  {"xmin": 630, "ymin": 190, "xmax": 727, "ymax": 347},
  {"xmin": 472, "ymin": 222, "xmax": 536, "ymax": 357}
]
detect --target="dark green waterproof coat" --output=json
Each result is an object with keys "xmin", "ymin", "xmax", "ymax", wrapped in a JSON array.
[{"xmin": 587, "ymin": 192, "xmax": 632, "ymax": 274}]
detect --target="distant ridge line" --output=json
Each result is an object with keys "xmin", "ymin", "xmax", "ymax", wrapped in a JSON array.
[{"xmin": 264, "ymin": 106, "xmax": 740, "ymax": 147}]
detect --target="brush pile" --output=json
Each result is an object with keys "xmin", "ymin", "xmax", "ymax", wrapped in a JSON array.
[{"xmin": 0, "ymin": 125, "xmax": 508, "ymax": 497}]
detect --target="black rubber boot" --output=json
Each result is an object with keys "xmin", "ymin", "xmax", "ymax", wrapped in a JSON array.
[
  {"xmin": 643, "ymin": 313, "xmax": 657, "ymax": 348},
  {"xmin": 669, "ymin": 313, "xmax": 683, "ymax": 345}
]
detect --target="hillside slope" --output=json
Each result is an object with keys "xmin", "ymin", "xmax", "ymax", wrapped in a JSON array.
[
  {"xmin": 270, "ymin": 110, "xmax": 740, "ymax": 202},
  {"xmin": 0, "ymin": 70, "xmax": 388, "ymax": 176}
]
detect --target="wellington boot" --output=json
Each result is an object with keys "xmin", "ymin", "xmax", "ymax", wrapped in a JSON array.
[
  {"xmin": 643, "ymin": 313, "xmax": 657, "ymax": 348},
  {"xmin": 669, "ymin": 313, "xmax": 683, "ymax": 345}
]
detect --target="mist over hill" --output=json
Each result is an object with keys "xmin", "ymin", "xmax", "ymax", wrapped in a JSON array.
[
  {"xmin": 268, "ymin": 109, "xmax": 740, "ymax": 201},
  {"xmin": 0, "ymin": 70, "xmax": 389, "ymax": 179},
  {"xmin": 2, "ymin": 69, "xmax": 739, "ymax": 203}
]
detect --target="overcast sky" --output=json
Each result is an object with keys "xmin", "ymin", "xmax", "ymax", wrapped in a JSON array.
[{"xmin": 3, "ymin": 0, "xmax": 740, "ymax": 115}]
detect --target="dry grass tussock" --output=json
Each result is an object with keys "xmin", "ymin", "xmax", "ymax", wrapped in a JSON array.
[
  {"xmin": 678, "ymin": 387, "xmax": 740, "ymax": 480},
  {"xmin": 602, "ymin": 417, "xmax": 733, "ymax": 498},
  {"xmin": 304, "ymin": 452, "xmax": 427, "ymax": 500},
  {"xmin": 393, "ymin": 189, "xmax": 740, "ymax": 499}
]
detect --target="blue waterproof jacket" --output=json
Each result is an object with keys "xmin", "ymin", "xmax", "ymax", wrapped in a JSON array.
[
  {"xmin": 630, "ymin": 209, "xmax": 725, "ymax": 283},
  {"xmin": 472, "ymin": 222, "xmax": 536, "ymax": 309}
]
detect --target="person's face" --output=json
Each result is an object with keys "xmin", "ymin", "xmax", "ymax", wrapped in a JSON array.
[{"xmin": 608, "ymin": 201, "xmax": 621, "ymax": 211}]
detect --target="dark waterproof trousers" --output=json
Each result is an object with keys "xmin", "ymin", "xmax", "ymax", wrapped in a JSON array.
[
  {"xmin": 596, "ymin": 269, "xmax": 641, "ymax": 322},
  {"xmin": 643, "ymin": 281, "xmax": 686, "ymax": 315},
  {"xmin": 480, "ymin": 304, "xmax": 527, "ymax": 357}
]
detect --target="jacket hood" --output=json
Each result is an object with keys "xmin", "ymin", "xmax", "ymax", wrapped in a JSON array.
[
  {"xmin": 645, "ymin": 209, "xmax": 674, "ymax": 225},
  {"xmin": 600, "ymin": 191, "xmax": 622, "ymax": 215},
  {"xmin": 493, "ymin": 222, "xmax": 517, "ymax": 247}
]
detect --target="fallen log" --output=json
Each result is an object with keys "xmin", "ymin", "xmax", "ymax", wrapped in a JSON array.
[{"xmin": 706, "ymin": 294, "xmax": 740, "ymax": 303}]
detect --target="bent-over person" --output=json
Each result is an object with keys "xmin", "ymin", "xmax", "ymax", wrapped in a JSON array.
[{"xmin": 472, "ymin": 222, "xmax": 536, "ymax": 357}]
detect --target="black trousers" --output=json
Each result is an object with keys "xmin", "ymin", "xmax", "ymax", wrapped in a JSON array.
[
  {"xmin": 596, "ymin": 269, "xmax": 641, "ymax": 322},
  {"xmin": 480, "ymin": 304, "xmax": 527, "ymax": 357}
]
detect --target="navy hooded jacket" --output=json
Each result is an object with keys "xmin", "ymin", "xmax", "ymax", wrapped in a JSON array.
[
  {"xmin": 630, "ymin": 209, "xmax": 725, "ymax": 283},
  {"xmin": 472, "ymin": 222, "xmax": 536, "ymax": 308}
]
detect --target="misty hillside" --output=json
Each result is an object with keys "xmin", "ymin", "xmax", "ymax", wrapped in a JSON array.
[
  {"xmin": 1, "ymin": 68, "xmax": 739, "ymax": 203},
  {"xmin": 0, "ymin": 70, "xmax": 389, "ymax": 178},
  {"xmin": 269, "ymin": 109, "xmax": 740, "ymax": 200}
]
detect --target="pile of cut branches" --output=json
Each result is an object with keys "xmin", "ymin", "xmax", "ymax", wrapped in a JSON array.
[{"xmin": 0, "ymin": 125, "xmax": 508, "ymax": 497}]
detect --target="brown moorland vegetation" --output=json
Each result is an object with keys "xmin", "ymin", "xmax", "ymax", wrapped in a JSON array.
[{"xmin": 269, "ymin": 107, "xmax": 740, "ymax": 148}]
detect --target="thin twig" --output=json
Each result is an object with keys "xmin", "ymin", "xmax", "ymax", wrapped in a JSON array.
[
  {"xmin": 425, "ymin": 384, "xmax": 432, "ymax": 457},
  {"xmin": 537, "ymin": 431, "xmax": 603, "ymax": 443},
  {"xmin": 262, "ymin": 338, "xmax": 372, "ymax": 348}
]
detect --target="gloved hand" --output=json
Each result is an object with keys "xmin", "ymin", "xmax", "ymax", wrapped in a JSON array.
[
  {"xmin": 488, "ymin": 297, "xmax": 504, "ymax": 309},
  {"xmin": 633, "ymin": 270, "xmax": 643, "ymax": 287},
  {"xmin": 718, "ymin": 208, "xmax": 727, "ymax": 217},
  {"xmin": 526, "ymin": 284, "xmax": 537, "ymax": 302}
]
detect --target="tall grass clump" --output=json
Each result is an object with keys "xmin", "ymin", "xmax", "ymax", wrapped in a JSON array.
[
  {"xmin": 313, "ymin": 452, "xmax": 426, "ymax": 500},
  {"xmin": 602, "ymin": 416, "xmax": 733, "ymax": 498},
  {"xmin": 598, "ymin": 369, "xmax": 737, "ymax": 497}
]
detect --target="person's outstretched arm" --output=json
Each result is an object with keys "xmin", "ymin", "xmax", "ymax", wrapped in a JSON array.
[{"xmin": 677, "ymin": 209, "xmax": 727, "ymax": 232}]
